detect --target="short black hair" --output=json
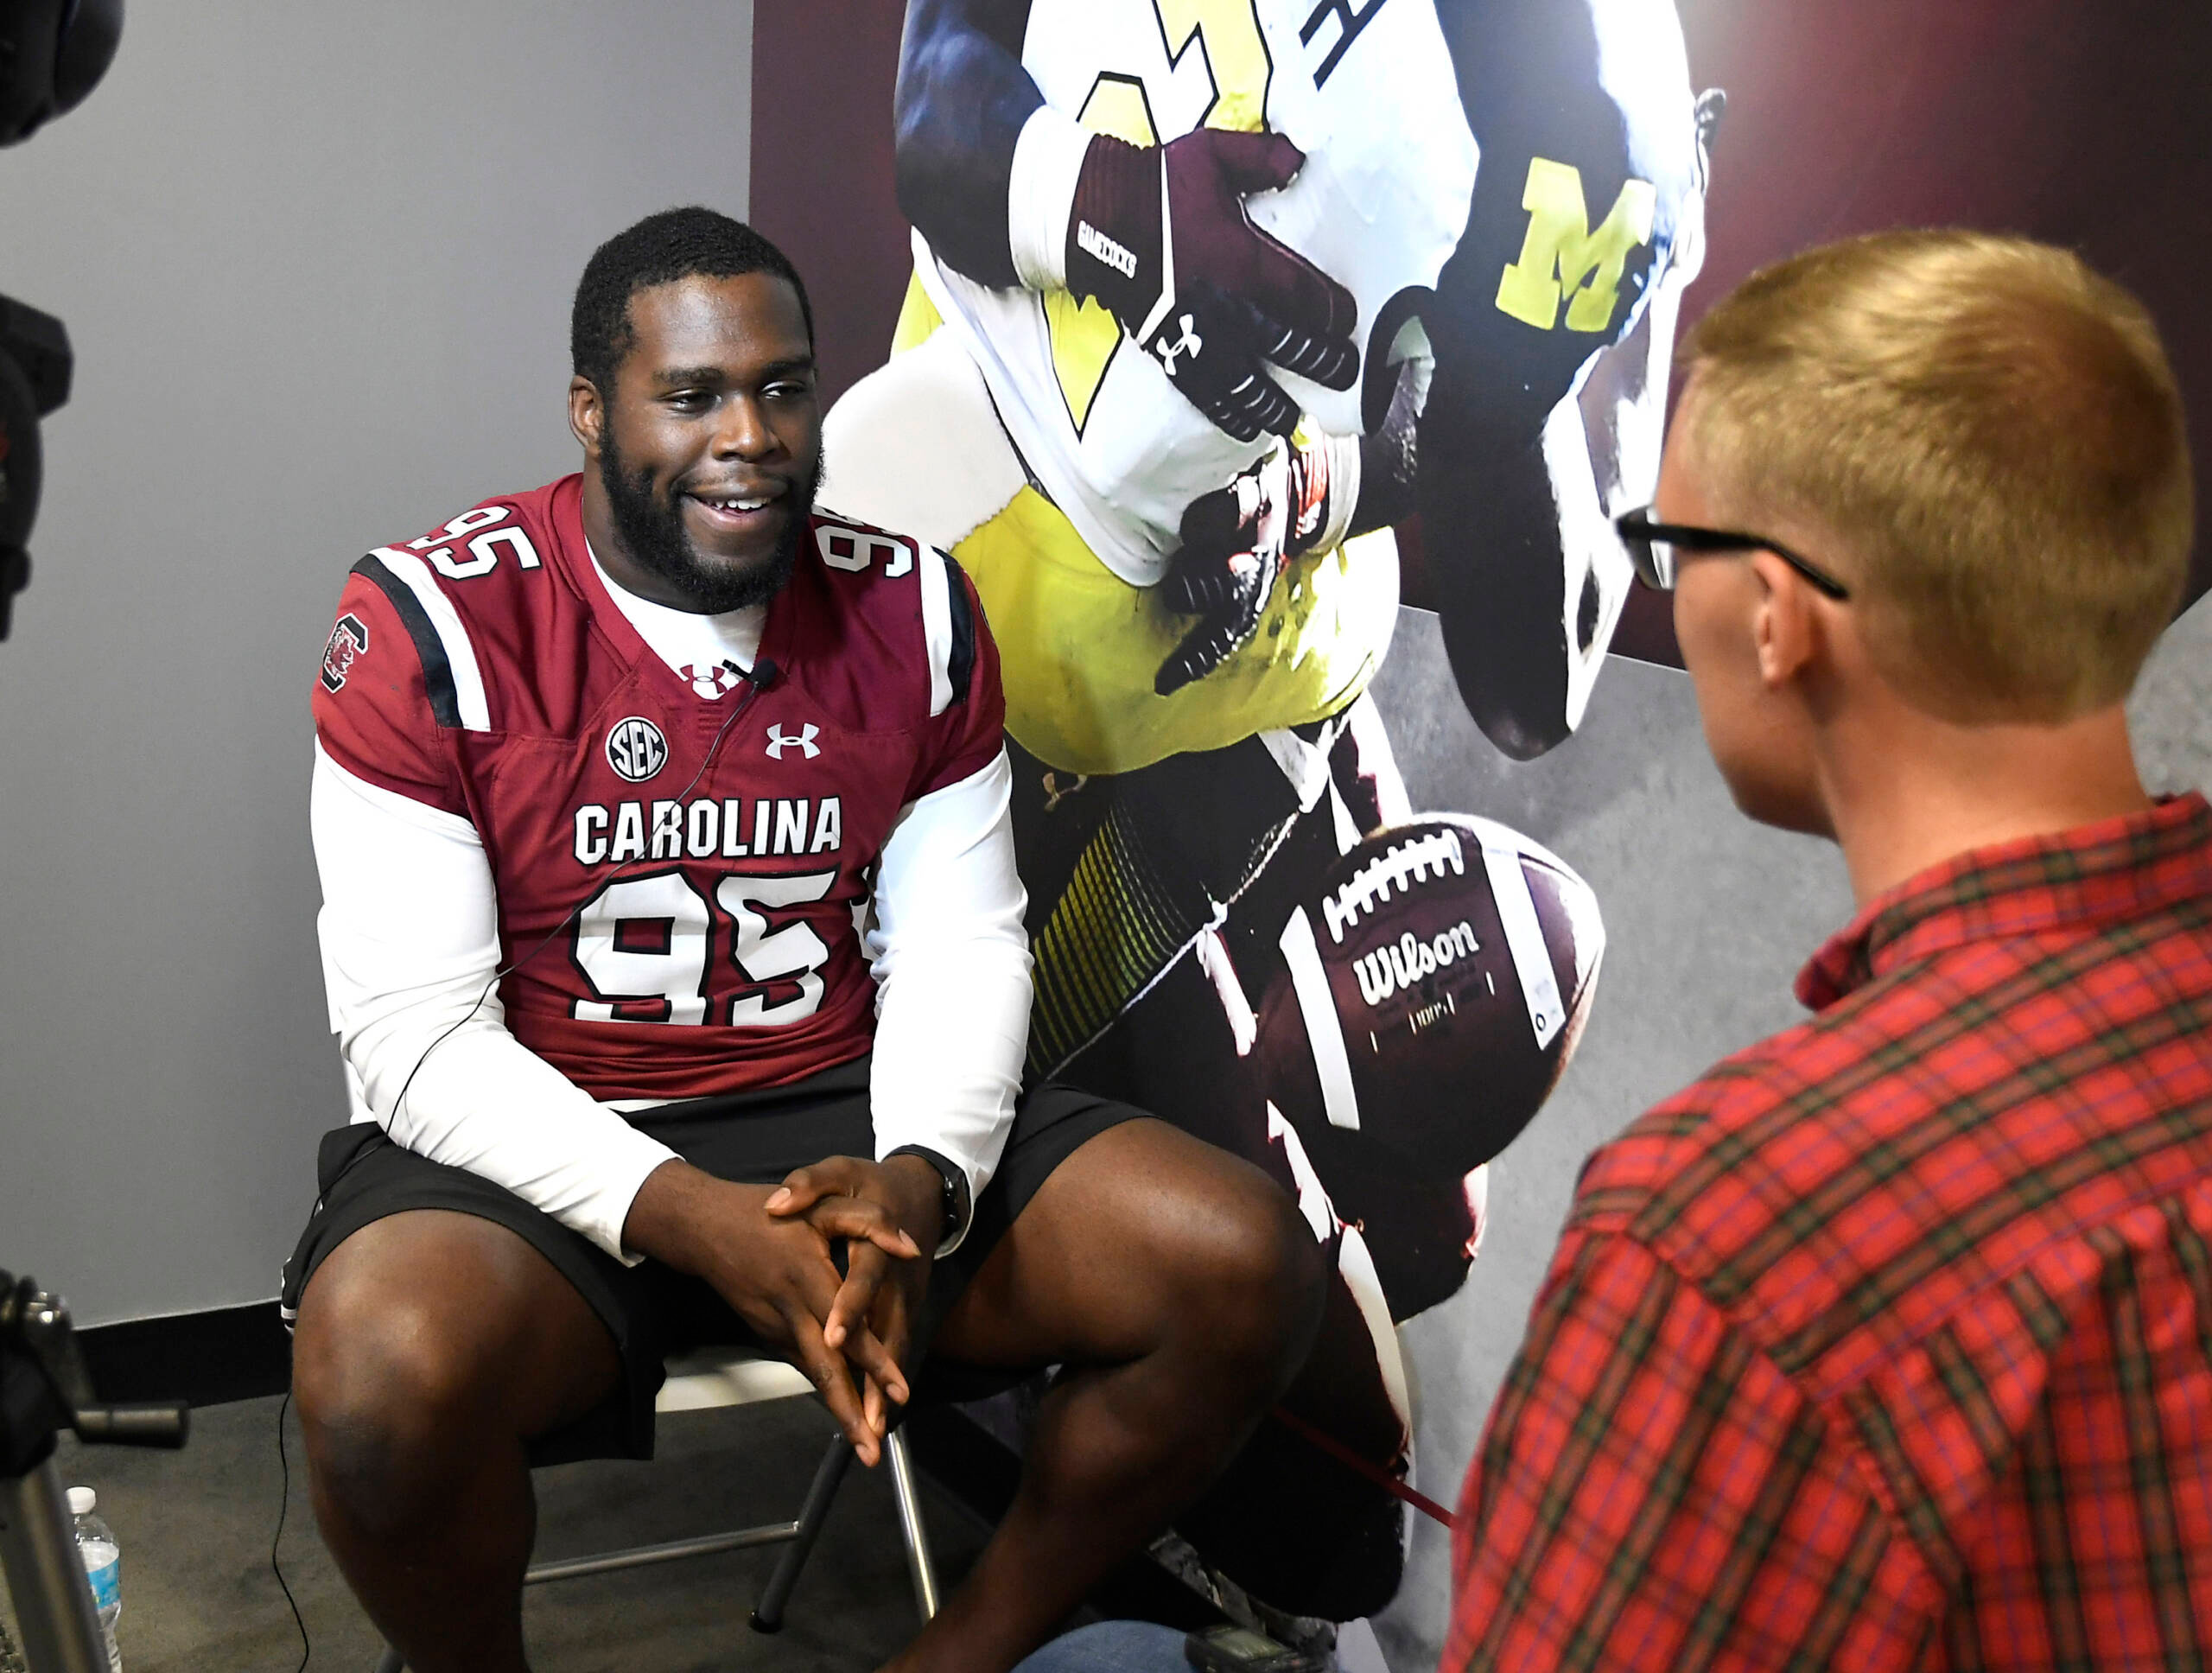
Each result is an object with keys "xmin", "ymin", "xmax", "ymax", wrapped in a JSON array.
[{"xmin": 569, "ymin": 207, "xmax": 814, "ymax": 392}]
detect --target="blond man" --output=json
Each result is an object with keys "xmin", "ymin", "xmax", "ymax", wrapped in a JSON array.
[{"xmin": 1446, "ymin": 230, "xmax": 2211, "ymax": 1670}]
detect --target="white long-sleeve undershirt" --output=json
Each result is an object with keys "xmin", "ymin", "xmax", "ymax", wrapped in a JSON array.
[{"xmin": 311, "ymin": 722, "xmax": 1032, "ymax": 1264}]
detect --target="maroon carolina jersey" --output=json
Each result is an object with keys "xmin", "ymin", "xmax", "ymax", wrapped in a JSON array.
[{"xmin": 313, "ymin": 474, "xmax": 1003, "ymax": 1102}]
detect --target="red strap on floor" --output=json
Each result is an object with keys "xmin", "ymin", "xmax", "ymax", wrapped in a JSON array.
[{"xmin": 1270, "ymin": 1406, "xmax": 1457, "ymax": 1530}]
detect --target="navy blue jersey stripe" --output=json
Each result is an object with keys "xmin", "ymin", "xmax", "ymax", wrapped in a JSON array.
[
  {"xmin": 942, "ymin": 550, "xmax": 976, "ymax": 707},
  {"xmin": 350, "ymin": 554, "xmax": 462, "ymax": 729}
]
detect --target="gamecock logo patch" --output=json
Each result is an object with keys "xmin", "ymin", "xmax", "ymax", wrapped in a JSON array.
[
  {"xmin": 605, "ymin": 716, "xmax": 669, "ymax": 784},
  {"xmin": 321, "ymin": 614, "xmax": 369, "ymax": 693}
]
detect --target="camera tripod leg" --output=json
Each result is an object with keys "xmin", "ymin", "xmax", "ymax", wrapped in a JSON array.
[{"xmin": 0, "ymin": 1456, "xmax": 111, "ymax": 1673}]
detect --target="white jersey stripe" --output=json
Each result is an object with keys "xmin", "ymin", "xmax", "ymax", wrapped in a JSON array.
[
  {"xmin": 367, "ymin": 546, "xmax": 492, "ymax": 733},
  {"xmin": 918, "ymin": 544, "xmax": 957, "ymax": 717}
]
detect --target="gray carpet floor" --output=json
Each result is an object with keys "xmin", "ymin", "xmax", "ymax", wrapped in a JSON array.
[{"xmin": 9, "ymin": 1392, "xmax": 994, "ymax": 1673}]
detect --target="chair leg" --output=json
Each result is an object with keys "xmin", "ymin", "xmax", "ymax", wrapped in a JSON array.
[
  {"xmin": 749, "ymin": 1432, "xmax": 856, "ymax": 1633},
  {"xmin": 373, "ymin": 1646, "xmax": 406, "ymax": 1673},
  {"xmin": 886, "ymin": 1427, "xmax": 941, "ymax": 1621}
]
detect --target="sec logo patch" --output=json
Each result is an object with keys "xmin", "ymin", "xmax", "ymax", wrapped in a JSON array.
[{"xmin": 606, "ymin": 716, "xmax": 668, "ymax": 784}]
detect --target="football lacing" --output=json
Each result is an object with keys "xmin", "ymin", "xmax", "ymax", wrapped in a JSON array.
[{"xmin": 1321, "ymin": 828, "xmax": 1466, "ymax": 945}]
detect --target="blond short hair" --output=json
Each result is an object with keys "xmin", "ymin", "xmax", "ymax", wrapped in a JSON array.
[{"xmin": 1677, "ymin": 229, "xmax": 2193, "ymax": 722}]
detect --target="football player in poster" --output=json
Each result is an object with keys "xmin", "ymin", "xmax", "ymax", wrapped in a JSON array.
[{"xmin": 817, "ymin": 0, "xmax": 1718, "ymax": 1629}]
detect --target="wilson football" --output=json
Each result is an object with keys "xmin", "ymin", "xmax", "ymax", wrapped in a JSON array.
[{"xmin": 1256, "ymin": 814, "xmax": 1604, "ymax": 1176}]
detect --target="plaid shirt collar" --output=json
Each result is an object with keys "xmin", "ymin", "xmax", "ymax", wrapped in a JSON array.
[{"xmin": 1797, "ymin": 792, "xmax": 2212, "ymax": 1012}]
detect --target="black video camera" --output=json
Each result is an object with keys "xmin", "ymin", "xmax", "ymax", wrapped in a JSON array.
[
  {"xmin": 0, "ymin": 298, "xmax": 70, "ymax": 641},
  {"xmin": 0, "ymin": 0, "xmax": 124, "ymax": 641}
]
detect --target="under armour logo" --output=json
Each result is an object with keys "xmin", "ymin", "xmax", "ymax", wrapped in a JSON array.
[
  {"xmin": 1154, "ymin": 314, "xmax": 1204, "ymax": 375},
  {"xmin": 686, "ymin": 660, "xmax": 742, "ymax": 700},
  {"xmin": 765, "ymin": 722, "xmax": 821, "ymax": 760}
]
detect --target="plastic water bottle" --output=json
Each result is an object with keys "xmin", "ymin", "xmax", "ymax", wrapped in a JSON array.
[{"xmin": 67, "ymin": 1485, "xmax": 123, "ymax": 1673}]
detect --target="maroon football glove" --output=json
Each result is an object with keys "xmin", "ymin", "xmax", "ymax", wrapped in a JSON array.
[
  {"xmin": 1065, "ymin": 129, "xmax": 1359, "ymax": 442},
  {"xmin": 1155, "ymin": 433, "xmax": 1351, "ymax": 695}
]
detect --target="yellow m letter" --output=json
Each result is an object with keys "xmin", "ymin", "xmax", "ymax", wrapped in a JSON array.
[{"xmin": 1495, "ymin": 157, "xmax": 1656, "ymax": 333}]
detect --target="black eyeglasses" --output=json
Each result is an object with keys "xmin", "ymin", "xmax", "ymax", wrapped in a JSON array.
[{"xmin": 1614, "ymin": 506, "xmax": 1852, "ymax": 601}]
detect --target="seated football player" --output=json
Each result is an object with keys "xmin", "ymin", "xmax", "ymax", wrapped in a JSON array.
[{"xmin": 283, "ymin": 207, "xmax": 1326, "ymax": 1673}]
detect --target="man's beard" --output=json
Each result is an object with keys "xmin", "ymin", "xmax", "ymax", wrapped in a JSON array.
[{"xmin": 598, "ymin": 436, "xmax": 820, "ymax": 614}]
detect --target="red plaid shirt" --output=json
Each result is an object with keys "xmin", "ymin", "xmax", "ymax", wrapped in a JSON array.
[{"xmin": 1446, "ymin": 794, "xmax": 2212, "ymax": 1671}]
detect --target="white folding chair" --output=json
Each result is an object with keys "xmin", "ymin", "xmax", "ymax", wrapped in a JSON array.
[{"xmin": 371, "ymin": 1345, "xmax": 939, "ymax": 1671}]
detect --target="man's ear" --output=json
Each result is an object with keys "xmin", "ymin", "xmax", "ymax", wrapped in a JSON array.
[
  {"xmin": 569, "ymin": 375, "xmax": 604, "ymax": 457},
  {"xmin": 1748, "ymin": 549, "xmax": 1822, "ymax": 690}
]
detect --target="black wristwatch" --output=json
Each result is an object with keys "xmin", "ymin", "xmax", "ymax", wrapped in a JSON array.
[{"xmin": 885, "ymin": 1145, "xmax": 969, "ymax": 1247}]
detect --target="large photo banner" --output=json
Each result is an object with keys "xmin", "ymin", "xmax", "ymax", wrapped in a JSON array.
[
  {"xmin": 749, "ymin": 2, "xmax": 2212, "ymax": 1664},
  {"xmin": 814, "ymin": 0, "xmax": 1701, "ymax": 1643}
]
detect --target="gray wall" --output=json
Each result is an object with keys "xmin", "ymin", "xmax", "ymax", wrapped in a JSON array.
[
  {"xmin": 0, "ymin": 3, "xmax": 755, "ymax": 1326},
  {"xmin": 1367, "ymin": 593, "xmax": 2212, "ymax": 1670}
]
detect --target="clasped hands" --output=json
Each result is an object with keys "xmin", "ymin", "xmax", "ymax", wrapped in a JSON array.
[{"xmin": 624, "ymin": 1153, "xmax": 944, "ymax": 1466}]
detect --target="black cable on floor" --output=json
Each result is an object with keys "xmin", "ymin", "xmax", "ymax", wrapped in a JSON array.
[{"xmin": 272, "ymin": 1390, "xmax": 312, "ymax": 1670}]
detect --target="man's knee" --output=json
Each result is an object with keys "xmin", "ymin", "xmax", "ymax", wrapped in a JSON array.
[
  {"xmin": 291, "ymin": 1214, "xmax": 590, "ymax": 1522},
  {"xmin": 1157, "ymin": 1161, "xmax": 1329, "ymax": 1384},
  {"xmin": 295, "ymin": 1287, "xmax": 498, "ymax": 1520}
]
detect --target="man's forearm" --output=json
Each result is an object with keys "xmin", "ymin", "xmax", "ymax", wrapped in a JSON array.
[
  {"xmin": 895, "ymin": 0, "xmax": 1042, "ymax": 286},
  {"xmin": 316, "ymin": 744, "xmax": 679, "ymax": 1258},
  {"xmin": 868, "ymin": 754, "xmax": 1032, "ymax": 1248},
  {"xmin": 633, "ymin": 1155, "xmax": 943, "ymax": 1275},
  {"xmin": 365, "ymin": 1021, "xmax": 680, "ymax": 1261},
  {"xmin": 621, "ymin": 1157, "xmax": 726, "ymax": 1269},
  {"xmin": 871, "ymin": 1152, "xmax": 958, "ymax": 1258},
  {"xmin": 870, "ymin": 944, "xmax": 1028, "ymax": 1244}
]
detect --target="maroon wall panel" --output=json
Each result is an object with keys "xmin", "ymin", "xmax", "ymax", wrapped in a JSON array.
[
  {"xmin": 1623, "ymin": 0, "xmax": 2212, "ymax": 663},
  {"xmin": 748, "ymin": 2, "xmax": 911, "ymax": 409}
]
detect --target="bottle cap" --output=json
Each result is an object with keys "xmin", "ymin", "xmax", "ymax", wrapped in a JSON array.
[{"xmin": 66, "ymin": 1486, "xmax": 96, "ymax": 1516}]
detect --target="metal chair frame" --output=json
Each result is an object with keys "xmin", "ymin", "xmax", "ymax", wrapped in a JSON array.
[{"xmin": 371, "ymin": 1348, "xmax": 938, "ymax": 1672}]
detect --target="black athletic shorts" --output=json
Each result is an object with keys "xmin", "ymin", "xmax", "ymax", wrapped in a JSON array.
[{"xmin": 279, "ymin": 1054, "xmax": 1141, "ymax": 1465}]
